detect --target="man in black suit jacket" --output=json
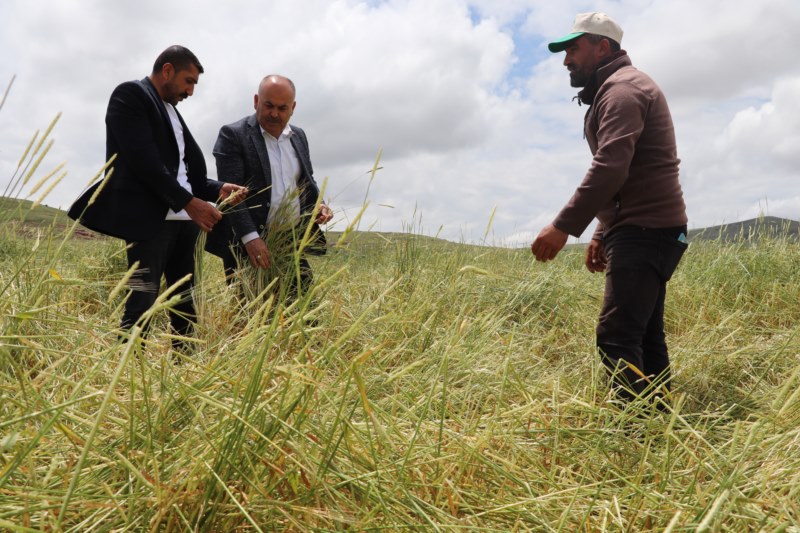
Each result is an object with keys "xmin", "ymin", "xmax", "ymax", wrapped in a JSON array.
[
  {"xmin": 69, "ymin": 45, "xmax": 246, "ymax": 346},
  {"xmin": 206, "ymin": 74, "xmax": 332, "ymax": 299}
]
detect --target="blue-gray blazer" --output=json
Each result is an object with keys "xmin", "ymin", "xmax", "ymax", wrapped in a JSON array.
[{"xmin": 205, "ymin": 114, "xmax": 326, "ymax": 257}]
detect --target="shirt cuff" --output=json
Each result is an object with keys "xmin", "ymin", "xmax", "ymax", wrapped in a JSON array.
[{"xmin": 241, "ymin": 231, "xmax": 259, "ymax": 245}]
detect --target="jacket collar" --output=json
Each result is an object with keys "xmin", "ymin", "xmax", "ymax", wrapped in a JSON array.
[
  {"xmin": 245, "ymin": 115, "xmax": 308, "ymax": 182},
  {"xmin": 246, "ymin": 114, "xmax": 272, "ymax": 181},
  {"xmin": 575, "ymin": 50, "xmax": 630, "ymax": 106}
]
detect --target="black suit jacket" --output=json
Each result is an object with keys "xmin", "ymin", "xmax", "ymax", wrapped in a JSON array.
[
  {"xmin": 68, "ymin": 77, "xmax": 223, "ymax": 241},
  {"xmin": 205, "ymin": 114, "xmax": 326, "ymax": 258}
]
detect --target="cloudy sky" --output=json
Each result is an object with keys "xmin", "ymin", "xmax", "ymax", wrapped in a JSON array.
[{"xmin": 1, "ymin": 0, "xmax": 798, "ymax": 245}]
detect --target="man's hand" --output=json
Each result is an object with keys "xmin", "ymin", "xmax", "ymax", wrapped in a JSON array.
[
  {"xmin": 531, "ymin": 224, "xmax": 568, "ymax": 262},
  {"xmin": 585, "ymin": 239, "xmax": 607, "ymax": 273},
  {"xmin": 315, "ymin": 203, "xmax": 333, "ymax": 225},
  {"xmin": 245, "ymin": 238, "xmax": 271, "ymax": 269},
  {"xmin": 219, "ymin": 183, "xmax": 248, "ymax": 208},
  {"xmin": 184, "ymin": 198, "xmax": 222, "ymax": 232}
]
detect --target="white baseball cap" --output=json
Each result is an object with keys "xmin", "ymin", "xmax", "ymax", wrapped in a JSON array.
[{"xmin": 548, "ymin": 12, "xmax": 623, "ymax": 53}]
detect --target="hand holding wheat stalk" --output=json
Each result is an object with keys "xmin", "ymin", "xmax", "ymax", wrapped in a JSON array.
[{"xmin": 217, "ymin": 183, "xmax": 248, "ymax": 211}]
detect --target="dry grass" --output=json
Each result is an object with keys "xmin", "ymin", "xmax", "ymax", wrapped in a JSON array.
[
  {"xmin": 2, "ymin": 206, "xmax": 800, "ymax": 531},
  {"xmin": 2, "ymin": 127, "xmax": 800, "ymax": 530}
]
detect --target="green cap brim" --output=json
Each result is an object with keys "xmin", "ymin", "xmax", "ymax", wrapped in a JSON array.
[{"xmin": 548, "ymin": 32, "xmax": 584, "ymax": 53}]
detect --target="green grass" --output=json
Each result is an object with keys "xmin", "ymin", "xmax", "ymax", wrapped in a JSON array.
[
  {"xmin": 0, "ymin": 197, "xmax": 70, "ymax": 227},
  {"xmin": 2, "ymin": 128, "xmax": 799, "ymax": 530},
  {"xmin": 2, "ymin": 198, "xmax": 800, "ymax": 531}
]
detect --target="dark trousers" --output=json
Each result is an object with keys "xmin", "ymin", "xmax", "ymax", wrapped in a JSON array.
[
  {"xmin": 221, "ymin": 246, "xmax": 313, "ymax": 302},
  {"xmin": 121, "ymin": 221, "xmax": 199, "ymax": 340},
  {"xmin": 596, "ymin": 225, "xmax": 687, "ymax": 402}
]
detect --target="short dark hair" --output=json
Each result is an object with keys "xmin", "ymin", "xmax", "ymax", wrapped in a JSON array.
[
  {"xmin": 584, "ymin": 33, "xmax": 621, "ymax": 52},
  {"xmin": 152, "ymin": 45, "xmax": 204, "ymax": 74}
]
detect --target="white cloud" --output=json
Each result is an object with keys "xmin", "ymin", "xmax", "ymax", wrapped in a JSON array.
[
  {"xmin": 1, "ymin": 0, "xmax": 799, "ymax": 246},
  {"xmin": 740, "ymin": 196, "xmax": 800, "ymax": 222},
  {"xmin": 681, "ymin": 76, "xmax": 800, "ymax": 225},
  {"xmin": 715, "ymin": 78, "xmax": 800, "ymax": 169},
  {"xmin": 626, "ymin": 0, "xmax": 800, "ymax": 102}
]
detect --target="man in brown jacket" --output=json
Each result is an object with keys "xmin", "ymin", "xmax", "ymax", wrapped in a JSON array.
[{"xmin": 531, "ymin": 13, "xmax": 688, "ymax": 407}]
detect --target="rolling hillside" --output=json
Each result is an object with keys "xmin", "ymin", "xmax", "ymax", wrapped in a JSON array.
[
  {"xmin": 688, "ymin": 215, "xmax": 799, "ymax": 242},
  {"xmin": 2, "ymin": 197, "xmax": 798, "ymax": 244}
]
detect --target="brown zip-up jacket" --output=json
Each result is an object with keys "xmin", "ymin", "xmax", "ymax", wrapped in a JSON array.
[{"xmin": 552, "ymin": 52, "xmax": 687, "ymax": 240}]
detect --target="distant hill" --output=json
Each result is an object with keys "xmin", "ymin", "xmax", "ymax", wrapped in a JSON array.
[
  {"xmin": 0, "ymin": 198, "xmax": 459, "ymax": 245},
  {"xmin": 0, "ymin": 197, "xmax": 70, "ymax": 227},
  {"xmin": 688, "ymin": 216, "xmax": 800, "ymax": 242},
  {"xmin": 2, "ymin": 198, "xmax": 798, "ymax": 245}
]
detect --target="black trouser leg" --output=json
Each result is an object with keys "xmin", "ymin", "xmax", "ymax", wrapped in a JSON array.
[
  {"xmin": 224, "ymin": 235, "xmax": 314, "ymax": 304},
  {"xmin": 221, "ymin": 247, "xmax": 240, "ymax": 285},
  {"xmin": 162, "ymin": 222, "xmax": 199, "ymax": 340},
  {"xmin": 642, "ymin": 281, "xmax": 670, "ymax": 394},
  {"xmin": 597, "ymin": 264, "xmax": 663, "ymax": 401},
  {"xmin": 285, "ymin": 257, "xmax": 313, "ymax": 302},
  {"xmin": 122, "ymin": 236, "xmax": 167, "ymax": 334},
  {"xmin": 122, "ymin": 222, "xmax": 199, "ymax": 344},
  {"xmin": 596, "ymin": 226, "xmax": 687, "ymax": 404}
]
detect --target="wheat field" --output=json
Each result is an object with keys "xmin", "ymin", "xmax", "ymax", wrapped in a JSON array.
[{"xmin": 2, "ymin": 122, "xmax": 800, "ymax": 531}]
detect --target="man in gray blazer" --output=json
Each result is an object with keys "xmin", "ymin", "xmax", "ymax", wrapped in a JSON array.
[{"xmin": 206, "ymin": 75, "xmax": 332, "ymax": 298}]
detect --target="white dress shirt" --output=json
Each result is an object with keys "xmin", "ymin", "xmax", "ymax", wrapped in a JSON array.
[
  {"xmin": 163, "ymin": 102, "xmax": 193, "ymax": 221},
  {"xmin": 241, "ymin": 124, "xmax": 301, "ymax": 244}
]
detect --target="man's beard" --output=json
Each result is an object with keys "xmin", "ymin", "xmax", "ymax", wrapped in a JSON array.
[
  {"xmin": 164, "ymin": 82, "xmax": 188, "ymax": 105},
  {"xmin": 569, "ymin": 69, "xmax": 590, "ymax": 88}
]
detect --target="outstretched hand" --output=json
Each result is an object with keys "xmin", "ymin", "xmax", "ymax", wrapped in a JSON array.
[{"xmin": 531, "ymin": 224, "xmax": 568, "ymax": 262}]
